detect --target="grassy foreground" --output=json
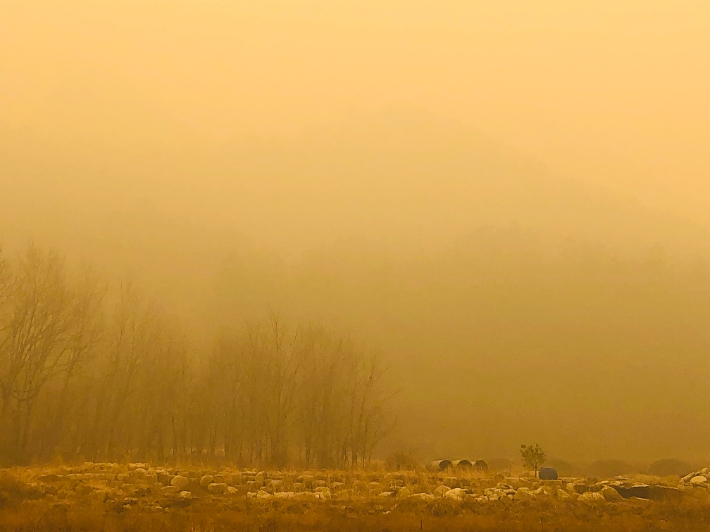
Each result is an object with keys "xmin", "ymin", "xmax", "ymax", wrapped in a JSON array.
[
  {"xmin": 2, "ymin": 497, "xmax": 709, "ymax": 532},
  {"xmin": 0, "ymin": 464, "xmax": 709, "ymax": 531}
]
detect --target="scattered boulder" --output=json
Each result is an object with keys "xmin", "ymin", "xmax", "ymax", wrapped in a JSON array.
[
  {"xmin": 314, "ymin": 487, "xmax": 331, "ymax": 500},
  {"xmin": 613, "ymin": 484, "xmax": 651, "ymax": 500},
  {"xmin": 199, "ymin": 475, "xmax": 214, "ymax": 489},
  {"xmin": 650, "ymin": 485, "xmax": 684, "ymax": 502},
  {"xmin": 410, "ymin": 492, "xmax": 435, "ymax": 501},
  {"xmin": 579, "ymin": 492, "xmax": 605, "ymax": 504},
  {"xmin": 567, "ymin": 483, "xmax": 589, "ymax": 495},
  {"xmin": 556, "ymin": 488, "xmax": 571, "ymax": 500},
  {"xmin": 208, "ymin": 483, "xmax": 227, "ymax": 495},
  {"xmin": 434, "ymin": 485, "xmax": 451, "ymax": 498},
  {"xmin": 600, "ymin": 486, "xmax": 623, "ymax": 502},
  {"xmin": 444, "ymin": 488, "xmax": 466, "ymax": 501},
  {"xmin": 513, "ymin": 488, "xmax": 533, "ymax": 501},
  {"xmin": 538, "ymin": 467, "xmax": 558, "ymax": 480},
  {"xmin": 170, "ymin": 476, "xmax": 189, "ymax": 491}
]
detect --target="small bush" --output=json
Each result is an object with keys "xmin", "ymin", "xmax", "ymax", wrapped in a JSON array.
[{"xmin": 385, "ymin": 452, "xmax": 420, "ymax": 471}]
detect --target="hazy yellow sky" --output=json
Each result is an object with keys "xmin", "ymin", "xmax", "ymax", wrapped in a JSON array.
[
  {"xmin": 1, "ymin": 1, "xmax": 710, "ymax": 462},
  {"xmin": 2, "ymin": 1, "xmax": 708, "ymax": 223}
]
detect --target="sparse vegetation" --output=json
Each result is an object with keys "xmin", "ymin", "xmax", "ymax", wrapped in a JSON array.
[
  {"xmin": 0, "ymin": 463, "xmax": 707, "ymax": 531},
  {"xmin": 520, "ymin": 444, "xmax": 546, "ymax": 478}
]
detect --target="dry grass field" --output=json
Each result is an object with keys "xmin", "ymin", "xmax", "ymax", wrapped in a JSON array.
[{"xmin": 0, "ymin": 462, "xmax": 709, "ymax": 531}]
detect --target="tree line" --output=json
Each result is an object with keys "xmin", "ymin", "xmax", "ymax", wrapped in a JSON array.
[{"xmin": 0, "ymin": 244, "xmax": 392, "ymax": 467}]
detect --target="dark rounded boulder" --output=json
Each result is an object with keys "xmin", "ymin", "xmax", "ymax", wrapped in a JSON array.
[{"xmin": 539, "ymin": 467, "xmax": 558, "ymax": 480}]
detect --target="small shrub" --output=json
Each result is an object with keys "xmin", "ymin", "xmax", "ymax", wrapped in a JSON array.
[{"xmin": 385, "ymin": 452, "xmax": 420, "ymax": 471}]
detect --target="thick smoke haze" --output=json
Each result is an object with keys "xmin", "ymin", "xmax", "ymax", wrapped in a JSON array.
[{"xmin": 1, "ymin": 0, "xmax": 709, "ymax": 464}]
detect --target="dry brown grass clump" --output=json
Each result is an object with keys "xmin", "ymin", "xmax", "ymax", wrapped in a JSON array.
[{"xmin": 0, "ymin": 498, "xmax": 709, "ymax": 531}]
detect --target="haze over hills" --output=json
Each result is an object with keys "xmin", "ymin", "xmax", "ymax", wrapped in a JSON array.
[
  {"xmin": 2, "ymin": 107, "xmax": 706, "ymax": 255},
  {"xmin": 2, "ymin": 107, "xmax": 708, "ymax": 463}
]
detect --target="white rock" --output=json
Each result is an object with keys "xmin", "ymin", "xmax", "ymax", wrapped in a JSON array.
[
  {"xmin": 410, "ymin": 493, "xmax": 435, "ymax": 501},
  {"xmin": 208, "ymin": 482, "xmax": 227, "ymax": 495},
  {"xmin": 601, "ymin": 486, "xmax": 623, "ymax": 502},
  {"xmin": 179, "ymin": 491, "xmax": 192, "ymax": 499},
  {"xmin": 314, "ymin": 487, "xmax": 332, "ymax": 499},
  {"xmin": 690, "ymin": 476, "xmax": 708, "ymax": 486},
  {"xmin": 444, "ymin": 488, "xmax": 466, "ymax": 501},
  {"xmin": 129, "ymin": 468, "xmax": 147, "ymax": 479},
  {"xmin": 556, "ymin": 488, "xmax": 571, "ymax": 500},
  {"xmin": 579, "ymin": 492, "xmax": 606, "ymax": 504},
  {"xmin": 170, "ymin": 476, "xmax": 189, "ymax": 490},
  {"xmin": 434, "ymin": 485, "xmax": 451, "ymax": 498}
]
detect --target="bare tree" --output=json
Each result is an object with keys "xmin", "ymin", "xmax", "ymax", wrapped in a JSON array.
[
  {"xmin": 46, "ymin": 267, "xmax": 107, "ymax": 458},
  {"xmin": 0, "ymin": 244, "xmax": 395, "ymax": 466},
  {"xmin": 0, "ymin": 245, "xmax": 74, "ymax": 462}
]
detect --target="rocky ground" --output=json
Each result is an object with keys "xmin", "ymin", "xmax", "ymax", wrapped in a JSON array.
[{"xmin": 1, "ymin": 462, "xmax": 709, "ymax": 531}]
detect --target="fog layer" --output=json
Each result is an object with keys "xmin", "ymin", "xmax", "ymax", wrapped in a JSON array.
[{"xmin": 1, "ymin": 0, "xmax": 709, "ymax": 462}]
